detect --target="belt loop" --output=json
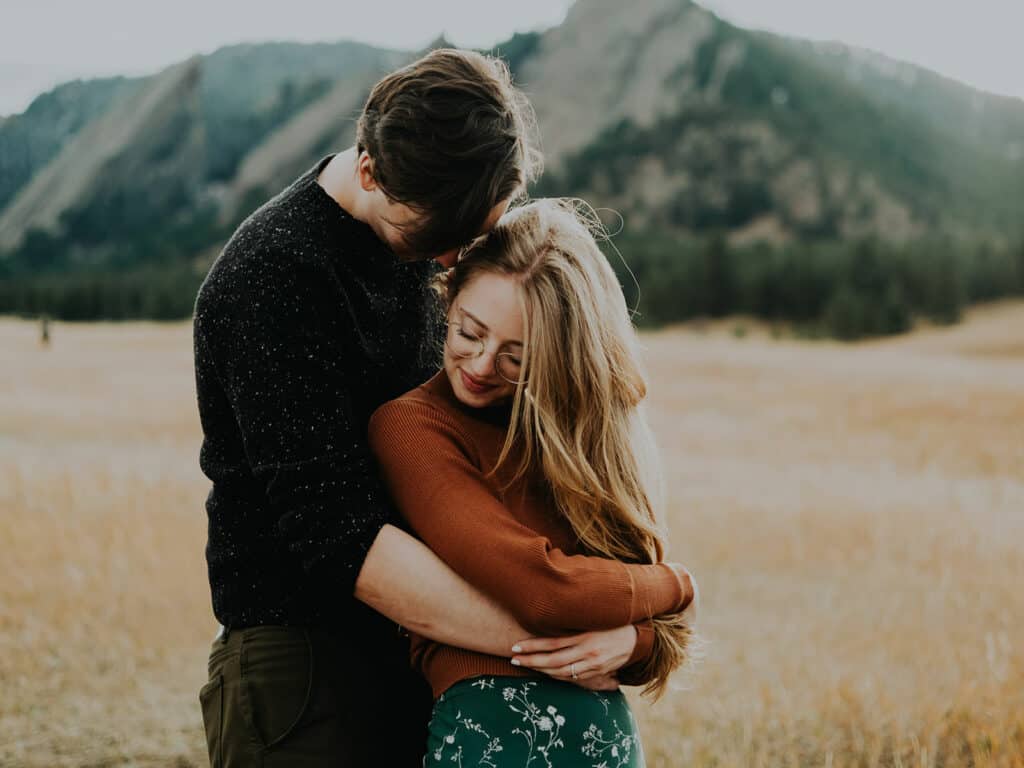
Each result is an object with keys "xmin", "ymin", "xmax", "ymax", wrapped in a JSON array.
[{"xmin": 220, "ymin": 623, "xmax": 232, "ymax": 644}]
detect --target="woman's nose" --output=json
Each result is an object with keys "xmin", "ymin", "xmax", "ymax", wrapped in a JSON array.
[{"xmin": 466, "ymin": 349, "xmax": 498, "ymax": 379}]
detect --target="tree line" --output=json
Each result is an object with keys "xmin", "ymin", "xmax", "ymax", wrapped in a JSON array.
[
  {"xmin": 1, "ymin": 233, "xmax": 1022, "ymax": 340},
  {"xmin": 610, "ymin": 233, "xmax": 1024, "ymax": 339}
]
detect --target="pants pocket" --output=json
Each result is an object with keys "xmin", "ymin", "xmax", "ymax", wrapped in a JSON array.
[
  {"xmin": 199, "ymin": 674, "xmax": 224, "ymax": 768},
  {"xmin": 239, "ymin": 627, "xmax": 313, "ymax": 750}
]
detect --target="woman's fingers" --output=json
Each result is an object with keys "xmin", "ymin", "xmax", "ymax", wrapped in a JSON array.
[
  {"xmin": 511, "ymin": 634, "xmax": 588, "ymax": 655},
  {"xmin": 544, "ymin": 661, "xmax": 598, "ymax": 679},
  {"xmin": 512, "ymin": 645, "xmax": 587, "ymax": 670}
]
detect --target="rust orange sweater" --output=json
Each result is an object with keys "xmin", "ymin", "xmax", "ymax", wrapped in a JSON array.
[{"xmin": 368, "ymin": 372, "xmax": 691, "ymax": 698}]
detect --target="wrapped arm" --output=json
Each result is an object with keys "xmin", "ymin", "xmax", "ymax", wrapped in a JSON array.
[{"xmin": 368, "ymin": 397, "xmax": 689, "ymax": 636}]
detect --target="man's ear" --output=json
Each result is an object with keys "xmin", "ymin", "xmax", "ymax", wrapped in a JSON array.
[{"xmin": 357, "ymin": 151, "xmax": 378, "ymax": 193}]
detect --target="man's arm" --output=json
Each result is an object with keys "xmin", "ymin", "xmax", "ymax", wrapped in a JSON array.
[
  {"xmin": 355, "ymin": 523, "xmax": 528, "ymax": 655},
  {"xmin": 356, "ymin": 524, "xmax": 635, "ymax": 690}
]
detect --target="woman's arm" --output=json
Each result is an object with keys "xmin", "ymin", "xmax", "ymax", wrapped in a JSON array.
[
  {"xmin": 368, "ymin": 398, "xmax": 692, "ymax": 637},
  {"xmin": 514, "ymin": 576, "xmax": 699, "ymax": 687},
  {"xmin": 355, "ymin": 525, "xmax": 633, "ymax": 690}
]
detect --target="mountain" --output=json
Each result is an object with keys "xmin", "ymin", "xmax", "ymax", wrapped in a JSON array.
[
  {"xmin": 197, "ymin": 41, "xmax": 405, "ymax": 183},
  {"xmin": 0, "ymin": 58, "xmax": 204, "ymax": 257},
  {"xmin": 0, "ymin": 40, "xmax": 404, "ymax": 263},
  {"xmin": 217, "ymin": 69, "xmax": 387, "ymax": 225},
  {"xmin": 801, "ymin": 40, "xmax": 1024, "ymax": 157},
  {"xmin": 0, "ymin": 76, "xmax": 142, "ymax": 212},
  {"xmin": 1, "ymin": 0, "xmax": 1022, "ymax": 323},
  {"xmin": 524, "ymin": 0, "xmax": 1024, "ymax": 243}
]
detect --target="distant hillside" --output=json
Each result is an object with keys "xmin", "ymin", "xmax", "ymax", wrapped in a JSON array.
[
  {"xmin": 0, "ymin": 76, "xmax": 142, "ymax": 212},
  {"xmin": 525, "ymin": 0, "xmax": 1024, "ymax": 243},
  {"xmin": 802, "ymin": 40, "xmax": 1024, "ymax": 156},
  {"xmin": 197, "ymin": 41, "xmax": 405, "ymax": 182},
  {"xmin": 1, "ymin": 0, "xmax": 1022, "ymax": 331},
  {"xmin": 0, "ymin": 40, "xmax": 404, "ymax": 264}
]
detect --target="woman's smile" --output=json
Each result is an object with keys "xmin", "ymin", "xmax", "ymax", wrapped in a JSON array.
[
  {"xmin": 443, "ymin": 271, "xmax": 523, "ymax": 407},
  {"xmin": 459, "ymin": 368, "xmax": 497, "ymax": 395}
]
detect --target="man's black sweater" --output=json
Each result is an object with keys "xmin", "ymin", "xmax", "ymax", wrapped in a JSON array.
[{"xmin": 193, "ymin": 154, "xmax": 444, "ymax": 632}]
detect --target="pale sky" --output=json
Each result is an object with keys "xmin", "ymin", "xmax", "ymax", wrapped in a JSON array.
[{"xmin": 2, "ymin": 0, "xmax": 1023, "ymax": 117}]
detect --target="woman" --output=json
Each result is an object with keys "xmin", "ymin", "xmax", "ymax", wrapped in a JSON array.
[{"xmin": 368, "ymin": 199, "xmax": 698, "ymax": 767}]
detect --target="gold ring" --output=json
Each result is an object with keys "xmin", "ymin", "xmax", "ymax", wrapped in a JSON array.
[{"xmin": 571, "ymin": 662, "xmax": 578, "ymax": 680}]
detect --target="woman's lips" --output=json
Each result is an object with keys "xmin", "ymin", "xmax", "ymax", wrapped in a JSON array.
[{"xmin": 460, "ymin": 368, "xmax": 495, "ymax": 395}]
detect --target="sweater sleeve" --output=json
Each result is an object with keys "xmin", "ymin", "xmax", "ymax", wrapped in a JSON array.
[
  {"xmin": 617, "ymin": 622, "xmax": 656, "ymax": 686},
  {"xmin": 194, "ymin": 251, "xmax": 391, "ymax": 598},
  {"xmin": 367, "ymin": 397, "xmax": 686, "ymax": 636}
]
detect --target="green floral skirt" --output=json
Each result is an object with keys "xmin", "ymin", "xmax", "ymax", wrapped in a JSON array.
[{"xmin": 425, "ymin": 676, "xmax": 645, "ymax": 767}]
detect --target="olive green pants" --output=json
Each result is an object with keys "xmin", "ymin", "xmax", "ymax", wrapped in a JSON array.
[
  {"xmin": 199, "ymin": 625, "xmax": 432, "ymax": 767},
  {"xmin": 426, "ymin": 676, "xmax": 645, "ymax": 767}
]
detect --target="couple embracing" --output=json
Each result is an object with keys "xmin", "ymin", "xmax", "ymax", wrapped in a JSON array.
[{"xmin": 193, "ymin": 48, "xmax": 699, "ymax": 767}]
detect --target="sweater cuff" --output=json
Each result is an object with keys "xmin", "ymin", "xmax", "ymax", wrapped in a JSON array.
[
  {"xmin": 626, "ymin": 620, "xmax": 655, "ymax": 668},
  {"xmin": 618, "ymin": 621, "xmax": 655, "ymax": 686},
  {"xmin": 666, "ymin": 563, "xmax": 695, "ymax": 612},
  {"xmin": 629, "ymin": 562, "xmax": 687, "ymax": 620}
]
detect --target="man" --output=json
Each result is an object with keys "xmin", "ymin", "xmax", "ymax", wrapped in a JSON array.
[{"xmin": 193, "ymin": 49, "xmax": 643, "ymax": 766}]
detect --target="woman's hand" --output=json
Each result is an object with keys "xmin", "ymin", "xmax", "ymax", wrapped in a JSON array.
[{"xmin": 510, "ymin": 624, "xmax": 638, "ymax": 687}]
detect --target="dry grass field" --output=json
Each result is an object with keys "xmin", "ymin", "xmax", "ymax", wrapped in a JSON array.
[{"xmin": 2, "ymin": 302, "xmax": 1022, "ymax": 767}]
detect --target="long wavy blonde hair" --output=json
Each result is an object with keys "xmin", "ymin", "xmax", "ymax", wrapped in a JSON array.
[{"xmin": 442, "ymin": 198, "xmax": 695, "ymax": 698}]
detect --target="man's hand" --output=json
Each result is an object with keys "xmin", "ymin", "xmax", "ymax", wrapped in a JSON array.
[{"xmin": 510, "ymin": 624, "xmax": 638, "ymax": 687}]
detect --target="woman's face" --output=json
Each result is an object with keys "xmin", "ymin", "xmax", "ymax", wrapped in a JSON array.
[{"xmin": 444, "ymin": 271, "xmax": 524, "ymax": 409}]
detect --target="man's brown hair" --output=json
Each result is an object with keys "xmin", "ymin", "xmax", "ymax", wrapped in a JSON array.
[{"xmin": 356, "ymin": 48, "xmax": 542, "ymax": 258}]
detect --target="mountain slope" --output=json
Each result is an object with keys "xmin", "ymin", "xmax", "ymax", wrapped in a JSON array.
[
  {"xmin": 198, "ymin": 40, "xmax": 405, "ymax": 182},
  {"xmin": 800, "ymin": 40, "xmax": 1024, "ymax": 158},
  {"xmin": 0, "ymin": 40, "xmax": 405, "ymax": 264},
  {"xmin": 0, "ymin": 58, "xmax": 204, "ymax": 255},
  {"xmin": 217, "ymin": 69, "xmax": 387, "ymax": 224},
  {"xmin": 517, "ymin": 0, "xmax": 717, "ymax": 164},
  {"xmin": 1, "ymin": 0, "xmax": 1023, "ymax": 274},
  {"xmin": 0, "ymin": 77, "xmax": 142, "ymax": 212},
  {"xmin": 525, "ymin": 0, "xmax": 1024, "ymax": 242}
]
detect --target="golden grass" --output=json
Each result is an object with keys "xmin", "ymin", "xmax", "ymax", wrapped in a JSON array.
[{"xmin": 2, "ymin": 303, "xmax": 1022, "ymax": 767}]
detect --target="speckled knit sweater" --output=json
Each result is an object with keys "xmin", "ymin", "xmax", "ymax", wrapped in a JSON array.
[{"xmin": 192, "ymin": 154, "xmax": 444, "ymax": 632}]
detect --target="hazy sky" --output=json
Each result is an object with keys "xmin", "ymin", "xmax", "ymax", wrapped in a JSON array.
[{"xmin": 3, "ymin": 0, "xmax": 1023, "ymax": 117}]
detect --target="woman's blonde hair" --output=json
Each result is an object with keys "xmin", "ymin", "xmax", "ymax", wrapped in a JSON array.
[{"xmin": 442, "ymin": 198, "xmax": 695, "ymax": 698}]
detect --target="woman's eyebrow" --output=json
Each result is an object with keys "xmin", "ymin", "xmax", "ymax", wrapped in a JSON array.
[
  {"xmin": 462, "ymin": 308, "xmax": 523, "ymax": 347},
  {"xmin": 461, "ymin": 308, "xmax": 489, "ymax": 331}
]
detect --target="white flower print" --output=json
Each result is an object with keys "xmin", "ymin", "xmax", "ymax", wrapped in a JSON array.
[
  {"xmin": 504, "ymin": 681, "xmax": 566, "ymax": 767},
  {"xmin": 580, "ymin": 717, "xmax": 641, "ymax": 768},
  {"xmin": 431, "ymin": 702, "xmax": 506, "ymax": 767},
  {"xmin": 429, "ymin": 679, "xmax": 642, "ymax": 768}
]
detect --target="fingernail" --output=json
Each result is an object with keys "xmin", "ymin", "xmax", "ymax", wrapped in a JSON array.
[
  {"xmin": 510, "ymin": 658, "xmax": 521, "ymax": 666},
  {"xmin": 511, "ymin": 645, "xmax": 522, "ymax": 653}
]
